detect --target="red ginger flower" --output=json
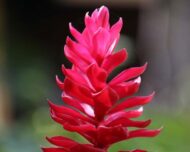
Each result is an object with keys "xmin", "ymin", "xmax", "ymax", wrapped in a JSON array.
[{"xmin": 42, "ymin": 6, "xmax": 161, "ymax": 152}]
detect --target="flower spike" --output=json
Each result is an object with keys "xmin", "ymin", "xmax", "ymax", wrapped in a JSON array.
[{"xmin": 42, "ymin": 6, "xmax": 161, "ymax": 152}]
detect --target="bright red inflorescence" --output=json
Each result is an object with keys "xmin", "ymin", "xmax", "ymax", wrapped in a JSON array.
[{"xmin": 42, "ymin": 6, "xmax": 161, "ymax": 152}]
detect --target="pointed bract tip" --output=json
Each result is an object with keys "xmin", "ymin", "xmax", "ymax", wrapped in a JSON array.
[
  {"xmin": 159, "ymin": 126, "xmax": 164, "ymax": 131},
  {"xmin": 45, "ymin": 136, "xmax": 50, "ymax": 141},
  {"xmin": 153, "ymin": 126, "xmax": 163, "ymax": 136},
  {"xmin": 46, "ymin": 98, "xmax": 50, "ymax": 103},
  {"xmin": 85, "ymin": 11, "xmax": 90, "ymax": 18},
  {"xmin": 55, "ymin": 75, "xmax": 64, "ymax": 90},
  {"xmin": 144, "ymin": 62, "xmax": 148, "ymax": 68},
  {"xmin": 55, "ymin": 75, "xmax": 62, "ymax": 83},
  {"xmin": 45, "ymin": 136, "xmax": 57, "ymax": 145},
  {"xmin": 99, "ymin": 5, "xmax": 108, "ymax": 9},
  {"xmin": 140, "ymin": 62, "xmax": 148, "ymax": 73},
  {"xmin": 134, "ymin": 77, "xmax": 141, "ymax": 84},
  {"xmin": 123, "ymin": 48, "xmax": 127, "ymax": 51},
  {"xmin": 69, "ymin": 22, "xmax": 73, "ymax": 30},
  {"xmin": 61, "ymin": 64, "xmax": 66, "ymax": 73},
  {"xmin": 99, "ymin": 5, "xmax": 109, "ymax": 13},
  {"xmin": 120, "ymin": 48, "xmax": 128, "ymax": 60},
  {"xmin": 115, "ymin": 17, "xmax": 123, "ymax": 28},
  {"xmin": 144, "ymin": 119, "xmax": 152, "ymax": 127},
  {"xmin": 41, "ymin": 148, "xmax": 46, "ymax": 152},
  {"xmin": 47, "ymin": 99, "xmax": 53, "ymax": 105},
  {"xmin": 137, "ymin": 106, "xmax": 143, "ymax": 112},
  {"xmin": 66, "ymin": 36, "xmax": 71, "ymax": 43},
  {"xmin": 151, "ymin": 91, "xmax": 156, "ymax": 96},
  {"xmin": 111, "ymin": 17, "xmax": 123, "ymax": 32},
  {"xmin": 61, "ymin": 64, "xmax": 66, "ymax": 69},
  {"xmin": 119, "ymin": 17, "xmax": 123, "ymax": 24},
  {"xmin": 47, "ymin": 99, "xmax": 55, "ymax": 110}
]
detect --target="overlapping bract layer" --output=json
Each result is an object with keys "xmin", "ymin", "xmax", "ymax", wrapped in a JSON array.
[{"xmin": 42, "ymin": 6, "xmax": 161, "ymax": 152}]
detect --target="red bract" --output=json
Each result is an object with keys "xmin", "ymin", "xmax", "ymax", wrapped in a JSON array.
[{"xmin": 42, "ymin": 6, "xmax": 161, "ymax": 152}]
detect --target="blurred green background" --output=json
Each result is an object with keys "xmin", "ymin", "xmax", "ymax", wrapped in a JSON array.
[{"xmin": 0, "ymin": 0, "xmax": 190, "ymax": 152}]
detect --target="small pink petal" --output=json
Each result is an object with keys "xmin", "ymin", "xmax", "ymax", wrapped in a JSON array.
[
  {"xmin": 101, "ymin": 48, "xmax": 128, "ymax": 74},
  {"xmin": 63, "ymin": 123, "xmax": 97, "ymax": 144},
  {"xmin": 97, "ymin": 6, "xmax": 110, "ymax": 28},
  {"xmin": 85, "ymin": 12, "xmax": 96, "ymax": 33},
  {"xmin": 55, "ymin": 75, "xmax": 64, "ymax": 90},
  {"xmin": 64, "ymin": 78, "xmax": 94, "ymax": 106},
  {"xmin": 69, "ymin": 23, "xmax": 86, "ymax": 46},
  {"xmin": 62, "ymin": 93, "xmax": 95, "ymax": 118},
  {"xmin": 66, "ymin": 37, "xmax": 94, "ymax": 64},
  {"xmin": 62, "ymin": 65, "xmax": 91, "ymax": 89},
  {"xmin": 64, "ymin": 45, "xmax": 87, "ymax": 71},
  {"xmin": 111, "ymin": 77, "xmax": 141, "ymax": 99},
  {"xmin": 127, "ymin": 127, "xmax": 163, "ymax": 139},
  {"xmin": 48, "ymin": 100, "xmax": 92, "ymax": 123},
  {"xmin": 97, "ymin": 125, "xmax": 128, "ymax": 146},
  {"xmin": 93, "ymin": 87, "xmax": 119, "ymax": 120},
  {"xmin": 108, "ymin": 92, "xmax": 154, "ymax": 114},
  {"xmin": 46, "ymin": 136, "xmax": 78, "ymax": 148},
  {"xmin": 86, "ymin": 64, "xmax": 107, "ymax": 91},
  {"xmin": 92, "ymin": 28, "xmax": 110, "ymax": 64},
  {"xmin": 110, "ymin": 17, "xmax": 123, "ymax": 36},
  {"xmin": 109, "ymin": 63, "xmax": 147, "ymax": 86},
  {"xmin": 106, "ymin": 107, "xmax": 144, "ymax": 125}
]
